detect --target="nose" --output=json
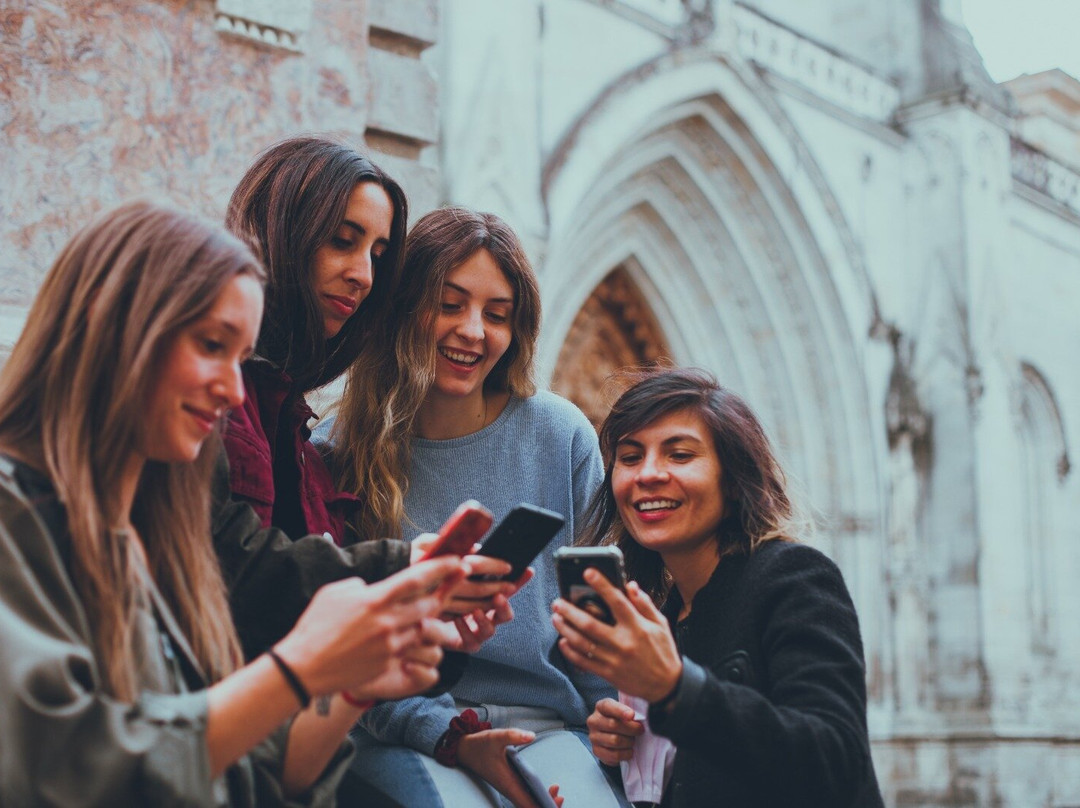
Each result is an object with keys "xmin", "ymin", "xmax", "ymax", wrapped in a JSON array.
[
  {"xmin": 343, "ymin": 252, "xmax": 374, "ymax": 293},
  {"xmin": 213, "ymin": 360, "xmax": 246, "ymax": 410},
  {"xmin": 636, "ymin": 453, "xmax": 669, "ymax": 485},
  {"xmin": 455, "ymin": 306, "xmax": 485, "ymax": 342}
]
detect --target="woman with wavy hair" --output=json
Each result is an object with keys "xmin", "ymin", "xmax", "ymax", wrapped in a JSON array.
[
  {"xmin": 213, "ymin": 136, "xmax": 511, "ymax": 660},
  {"xmin": 551, "ymin": 367, "xmax": 883, "ymax": 808},
  {"xmin": 322, "ymin": 206, "xmax": 626, "ymax": 808},
  {"xmin": 0, "ymin": 199, "xmax": 467, "ymax": 806}
]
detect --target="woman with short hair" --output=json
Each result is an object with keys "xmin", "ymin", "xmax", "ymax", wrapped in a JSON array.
[{"xmin": 552, "ymin": 367, "xmax": 884, "ymax": 808}]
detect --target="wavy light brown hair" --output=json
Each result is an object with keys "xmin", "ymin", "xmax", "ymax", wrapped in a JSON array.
[
  {"xmin": 332, "ymin": 207, "xmax": 540, "ymax": 539},
  {"xmin": 0, "ymin": 199, "xmax": 262, "ymax": 700},
  {"xmin": 579, "ymin": 367, "xmax": 796, "ymax": 602},
  {"xmin": 225, "ymin": 135, "xmax": 408, "ymax": 392}
]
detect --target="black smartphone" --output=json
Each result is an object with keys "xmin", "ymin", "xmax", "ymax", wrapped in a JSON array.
[
  {"xmin": 472, "ymin": 503, "xmax": 565, "ymax": 581},
  {"xmin": 554, "ymin": 546, "xmax": 627, "ymax": 625}
]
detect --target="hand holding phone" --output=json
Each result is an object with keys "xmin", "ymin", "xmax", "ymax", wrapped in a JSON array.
[
  {"xmin": 554, "ymin": 546, "xmax": 627, "ymax": 625},
  {"xmin": 419, "ymin": 500, "xmax": 494, "ymax": 562}
]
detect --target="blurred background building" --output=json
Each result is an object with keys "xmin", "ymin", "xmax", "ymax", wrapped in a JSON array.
[{"xmin": 3, "ymin": 1, "xmax": 1079, "ymax": 803}]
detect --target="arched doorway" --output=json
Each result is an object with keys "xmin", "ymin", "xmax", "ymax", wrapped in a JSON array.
[{"xmin": 550, "ymin": 265, "xmax": 670, "ymax": 428}]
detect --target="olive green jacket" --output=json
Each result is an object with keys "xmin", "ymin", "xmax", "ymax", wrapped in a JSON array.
[{"xmin": 0, "ymin": 457, "xmax": 350, "ymax": 807}]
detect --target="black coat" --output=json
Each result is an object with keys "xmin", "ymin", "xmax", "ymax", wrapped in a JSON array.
[{"xmin": 648, "ymin": 539, "xmax": 884, "ymax": 808}]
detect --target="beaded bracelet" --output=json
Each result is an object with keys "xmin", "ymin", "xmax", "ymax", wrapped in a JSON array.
[
  {"xmin": 433, "ymin": 709, "xmax": 491, "ymax": 767},
  {"xmin": 268, "ymin": 648, "xmax": 311, "ymax": 709}
]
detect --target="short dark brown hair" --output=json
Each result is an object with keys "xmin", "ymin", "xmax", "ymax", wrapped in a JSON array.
[{"xmin": 580, "ymin": 367, "xmax": 795, "ymax": 600}]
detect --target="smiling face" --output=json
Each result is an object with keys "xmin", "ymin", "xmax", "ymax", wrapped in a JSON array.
[
  {"xmin": 611, "ymin": 408, "xmax": 725, "ymax": 566},
  {"xmin": 142, "ymin": 274, "xmax": 263, "ymax": 463},
  {"xmin": 311, "ymin": 181, "xmax": 394, "ymax": 339},
  {"xmin": 430, "ymin": 248, "xmax": 515, "ymax": 403}
]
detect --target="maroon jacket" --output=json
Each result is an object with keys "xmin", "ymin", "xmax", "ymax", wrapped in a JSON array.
[
  {"xmin": 214, "ymin": 358, "xmax": 411, "ymax": 659},
  {"xmin": 224, "ymin": 358, "xmax": 359, "ymax": 544}
]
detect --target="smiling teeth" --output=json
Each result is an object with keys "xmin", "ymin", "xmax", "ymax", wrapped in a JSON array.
[
  {"xmin": 440, "ymin": 348, "xmax": 480, "ymax": 365},
  {"xmin": 636, "ymin": 500, "xmax": 679, "ymax": 511}
]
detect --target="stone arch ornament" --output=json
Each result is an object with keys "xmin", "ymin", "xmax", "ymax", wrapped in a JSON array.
[
  {"xmin": 1016, "ymin": 361, "xmax": 1071, "ymax": 657},
  {"xmin": 540, "ymin": 49, "xmax": 891, "ymax": 708},
  {"xmin": 550, "ymin": 263, "xmax": 671, "ymax": 428}
]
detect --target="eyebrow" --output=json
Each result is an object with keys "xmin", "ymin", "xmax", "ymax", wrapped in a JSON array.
[
  {"xmin": 342, "ymin": 220, "xmax": 390, "ymax": 246},
  {"xmin": 616, "ymin": 434, "xmax": 705, "ymax": 449},
  {"xmin": 443, "ymin": 281, "xmax": 514, "ymax": 304}
]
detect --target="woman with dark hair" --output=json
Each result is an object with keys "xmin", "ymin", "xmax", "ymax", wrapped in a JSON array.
[
  {"xmin": 551, "ymin": 367, "xmax": 884, "ymax": 808},
  {"xmin": 213, "ymin": 136, "xmax": 469, "ymax": 660},
  {"xmin": 320, "ymin": 207, "xmax": 625, "ymax": 808},
  {"xmin": 0, "ymin": 199, "xmax": 467, "ymax": 806}
]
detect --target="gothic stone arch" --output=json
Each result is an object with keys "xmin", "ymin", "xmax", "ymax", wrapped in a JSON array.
[{"xmin": 539, "ymin": 50, "xmax": 892, "ymax": 712}]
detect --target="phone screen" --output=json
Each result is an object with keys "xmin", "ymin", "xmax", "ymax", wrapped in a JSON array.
[{"xmin": 473, "ymin": 504, "xmax": 565, "ymax": 581}]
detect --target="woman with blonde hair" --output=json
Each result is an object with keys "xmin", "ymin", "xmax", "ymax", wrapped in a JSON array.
[
  {"xmin": 0, "ymin": 199, "xmax": 467, "ymax": 806},
  {"xmin": 321, "ymin": 206, "xmax": 626, "ymax": 808}
]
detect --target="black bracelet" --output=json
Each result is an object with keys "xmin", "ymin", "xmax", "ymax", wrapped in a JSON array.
[{"xmin": 268, "ymin": 648, "xmax": 311, "ymax": 709}]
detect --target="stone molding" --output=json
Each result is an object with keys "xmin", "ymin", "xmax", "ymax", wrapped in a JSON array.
[
  {"xmin": 214, "ymin": 0, "xmax": 313, "ymax": 52},
  {"xmin": 731, "ymin": 4, "xmax": 899, "ymax": 123},
  {"xmin": 1012, "ymin": 137, "xmax": 1080, "ymax": 219}
]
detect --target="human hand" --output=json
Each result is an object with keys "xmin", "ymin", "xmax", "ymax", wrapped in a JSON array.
[
  {"xmin": 551, "ymin": 572, "xmax": 682, "ymax": 703},
  {"xmin": 276, "ymin": 557, "xmax": 467, "ymax": 697},
  {"xmin": 586, "ymin": 697, "xmax": 643, "ymax": 766},
  {"xmin": 439, "ymin": 556, "xmax": 530, "ymax": 617},
  {"xmin": 458, "ymin": 728, "xmax": 558, "ymax": 808},
  {"xmin": 410, "ymin": 532, "xmax": 439, "ymax": 564},
  {"xmin": 451, "ymin": 590, "xmax": 516, "ymax": 653},
  {"xmin": 346, "ymin": 616, "xmax": 458, "ymax": 701}
]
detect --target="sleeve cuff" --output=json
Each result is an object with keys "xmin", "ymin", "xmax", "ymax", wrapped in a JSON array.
[{"xmin": 647, "ymin": 656, "xmax": 708, "ymax": 740}]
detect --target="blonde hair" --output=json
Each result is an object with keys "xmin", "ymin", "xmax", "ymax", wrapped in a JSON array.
[
  {"xmin": 332, "ymin": 207, "xmax": 540, "ymax": 539},
  {"xmin": 0, "ymin": 199, "xmax": 263, "ymax": 700}
]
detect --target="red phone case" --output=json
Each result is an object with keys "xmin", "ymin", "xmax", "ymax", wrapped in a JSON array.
[{"xmin": 420, "ymin": 500, "xmax": 494, "ymax": 561}]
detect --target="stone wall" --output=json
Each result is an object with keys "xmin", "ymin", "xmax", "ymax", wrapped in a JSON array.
[{"xmin": 0, "ymin": 0, "xmax": 441, "ymax": 355}]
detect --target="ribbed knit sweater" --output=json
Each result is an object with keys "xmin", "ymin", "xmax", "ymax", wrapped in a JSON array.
[{"xmin": 338, "ymin": 391, "xmax": 611, "ymax": 754}]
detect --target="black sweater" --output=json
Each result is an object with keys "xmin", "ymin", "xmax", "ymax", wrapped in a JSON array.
[{"xmin": 649, "ymin": 539, "xmax": 883, "ymax": 808}]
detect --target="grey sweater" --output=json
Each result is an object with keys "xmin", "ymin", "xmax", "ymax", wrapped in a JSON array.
[{"xmin": 322, "ymin": 391, "xmax": 611, "ymax": 753}]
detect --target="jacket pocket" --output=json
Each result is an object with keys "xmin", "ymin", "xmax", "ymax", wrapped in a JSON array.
[{"xmin": 716, "ymin": 650, "xmax": 756, "ymax": 688}]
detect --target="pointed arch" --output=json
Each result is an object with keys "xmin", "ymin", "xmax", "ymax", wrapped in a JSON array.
[
  {"xmin": 539, "ymin": 49, "xmax": 890, "ymax": 704},
  {"xmin": 550, "ymin": 263, "xmax": 671, "ymax": 428}
]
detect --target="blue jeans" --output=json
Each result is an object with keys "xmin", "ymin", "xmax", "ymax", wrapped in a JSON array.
[{"xmin": 340, "ymin": 719, "xmax": 629, "ymax": 808}]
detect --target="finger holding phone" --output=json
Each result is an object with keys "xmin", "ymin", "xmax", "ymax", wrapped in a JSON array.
[
  {"xmin": 552, "ymin": 569, "xmax": 682, "ymax": 704},
  {"xmin": 586, "ymin": 697, "xmax": 644, "ymax": 767}
]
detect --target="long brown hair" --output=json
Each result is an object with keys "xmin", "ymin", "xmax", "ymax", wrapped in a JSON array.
[
  {"xmin": 225, "ymin": 135, "xmax": 408, "ymax": 392},
  {"xmin": 332, "ymin": 207, "xmax": 540, "ymax": 539},
  {"xmin": 0, "ymin": 199, "xmax": 262, "ymax": 700},
  {"xmin": 580, "ymin": 367, "xmax": 795, "ymax": 602}
]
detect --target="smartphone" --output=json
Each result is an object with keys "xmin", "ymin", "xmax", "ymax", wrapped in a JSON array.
[
  {"xmin": 554, "ymin": 546, "xmax": 627, "ymax": 625},
  {"xmin": 472, "ymin": 504, "xmax": 565, "ymax": 581},
  {"xmin": 419, "ymin": 500, "xmax": 494, "ymax": 561},
  {"xmin": 505, "ymin": 744, "xmax": 560, "ymax": 808}
]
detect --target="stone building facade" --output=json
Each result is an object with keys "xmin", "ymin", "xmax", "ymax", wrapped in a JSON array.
[{"xmin": 4, "ymin": 0, "xmax": 1080, "ymax": 804}]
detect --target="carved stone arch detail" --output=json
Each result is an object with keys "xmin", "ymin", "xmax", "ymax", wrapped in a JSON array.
[
  {"xmin": 1018, "ymin": 362, "xmax": 1071, "ymax": 483},
  {"xmin": 550, "ymin": 265, "xmax": 671, "ymax": 428},
  {"xmin": 1016, "ymin": 361, "xmax": 1070, "ymax": 658}
]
